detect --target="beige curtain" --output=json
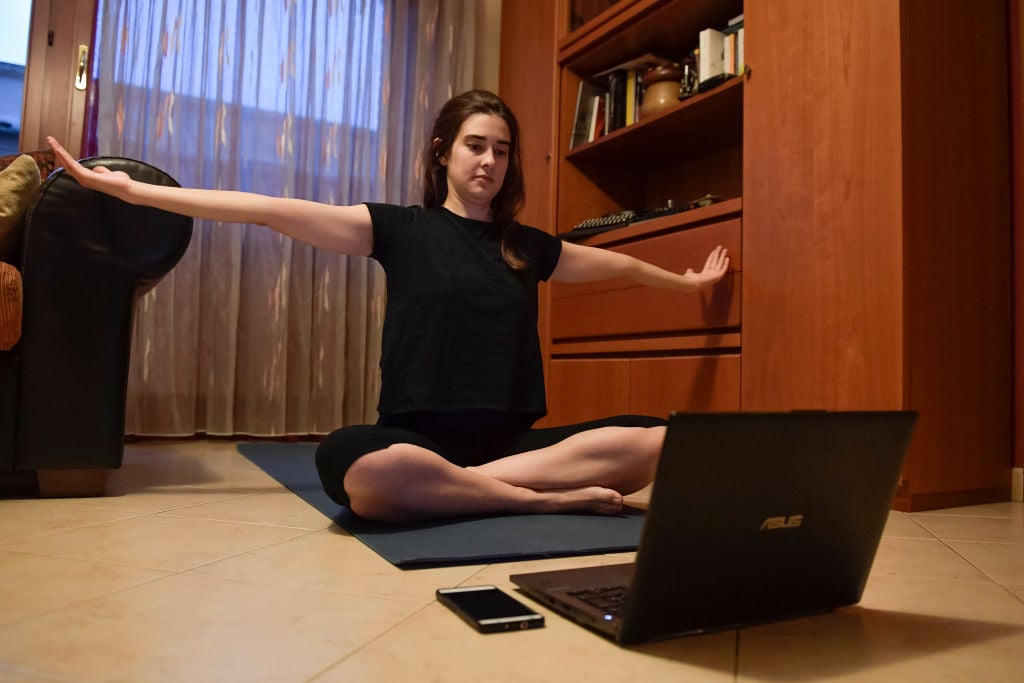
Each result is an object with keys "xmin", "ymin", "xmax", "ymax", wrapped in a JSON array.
[{"xmin": 92, "ymin": 0, "xmax": 500, "ymax": 437}]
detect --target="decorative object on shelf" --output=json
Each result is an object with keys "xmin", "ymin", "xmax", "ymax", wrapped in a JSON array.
[
  {"xmin": 679, "ymin": 55, "xmax": 699, "ymax": 99},
  {"xmin": 639, "ymin": 64, "xmax": 685, "ymax": 119}
]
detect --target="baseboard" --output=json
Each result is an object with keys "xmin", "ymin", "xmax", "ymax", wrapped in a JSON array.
[
  {"xmin": 1013, "ymin": 467, "xmax": 1023, "ymax": 503},
  {"xmin": 891, "ymin": 486, "xmax": 1011, "ymax": 512}
]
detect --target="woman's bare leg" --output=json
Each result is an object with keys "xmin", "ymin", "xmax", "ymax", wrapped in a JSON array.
[
  {"xmin": 471, "ymin": 425, "xmax": 666, "ymax": 494},
  {"xmin": 342, "ymin": 425, "xmax": 665, "ymax": 523}
]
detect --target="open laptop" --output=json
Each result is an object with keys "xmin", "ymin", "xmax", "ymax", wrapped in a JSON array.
[{"xmin": 511, "ymin": 411, "xmax": 917, "ymax": 645}]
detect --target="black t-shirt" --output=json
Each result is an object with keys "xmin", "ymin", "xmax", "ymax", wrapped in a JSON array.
[{"xmin": 366, "ymin": 203, "xmax": 562, "ymax": 424}]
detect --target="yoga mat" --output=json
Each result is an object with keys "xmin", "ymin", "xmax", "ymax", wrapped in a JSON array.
[{"xmin": 238, "ymin": 441, "xmax": 645, "ymax": 568}]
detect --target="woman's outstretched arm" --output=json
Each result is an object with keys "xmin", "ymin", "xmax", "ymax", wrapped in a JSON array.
[
  {"xmin": 551, "ymin": 240, "xmax": 730, "ymax": 291},
  {"xmin": 47, "ymin": 137, "xmax": 373, "ymax": 256}
]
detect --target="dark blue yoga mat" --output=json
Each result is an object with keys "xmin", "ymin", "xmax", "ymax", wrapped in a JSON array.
[{"xmin": 237, "ymin": 441, "xmax": 645, "ymax": 568}]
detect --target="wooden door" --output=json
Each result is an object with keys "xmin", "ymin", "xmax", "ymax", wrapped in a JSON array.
[
  {"xmin": 20, "ymin": 0, "xmax": 97, "ymax": 158},
  {"xmin": 741, "ymin": 0, "xmax": 905, "ymax": 411}
]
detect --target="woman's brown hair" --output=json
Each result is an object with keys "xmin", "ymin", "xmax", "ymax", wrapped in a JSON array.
[{"xmin": 421, "ymin": 90, "xmax": 527, "ymax": 270}]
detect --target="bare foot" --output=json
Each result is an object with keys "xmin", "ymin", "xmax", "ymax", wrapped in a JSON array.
[{"xmin": 533, "ymin": 486, "xmax": 624, "ymax": 515}]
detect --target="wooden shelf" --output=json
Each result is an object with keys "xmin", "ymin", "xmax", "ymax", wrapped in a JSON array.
[
  {"xmin": 559, "ymin": 0, "xmax": 743, "ymax": 75},
  {"xmin": 564, "ymin": 196, "xmax": 742, "ymax": 246},
  {"xmin": 566, "ymin": 77, "xmax": 743, "ymax": 168}
]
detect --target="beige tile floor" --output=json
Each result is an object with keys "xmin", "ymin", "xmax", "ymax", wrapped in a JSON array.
[{"xmin": 0, "ymin": 440, "xmax": 1021, "ymax": 682}]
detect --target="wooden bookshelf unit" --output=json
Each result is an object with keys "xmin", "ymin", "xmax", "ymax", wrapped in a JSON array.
[{"xmin": 500, "ymin": 0, "xmax": 1014, "ymax": 511}]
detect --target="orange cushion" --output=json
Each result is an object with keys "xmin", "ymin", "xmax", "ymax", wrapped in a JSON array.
[
  {"xmin": 0, "ymin": 155, "xmax": 42, "ymax": 262},
  {"xmin": 0, "ymin": 261, "xmax": 21, "ymax": 350}
]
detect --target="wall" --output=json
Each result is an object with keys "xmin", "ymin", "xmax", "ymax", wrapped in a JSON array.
[
  {"xmin": 474, "ymin": 0, "xmax": 503, "ymax": 92},
  {"xmin": 1013, "ymin": 0, "xmax": 1023, "ymax": 476}
]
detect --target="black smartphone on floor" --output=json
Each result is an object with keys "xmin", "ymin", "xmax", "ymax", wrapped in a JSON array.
[{"xmin": 436, "ymin": 585, "xmax": 545, "ymax": 633}]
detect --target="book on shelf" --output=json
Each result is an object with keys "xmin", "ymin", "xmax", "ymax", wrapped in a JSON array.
[
  {"xmin": 606, "ymin": 70, "xmax": 628, "ymax": 132},
  {"xmin": 736, "ymin": 27, "xmax": 744, "ymax": 74},
  {"xmin": 697, "ymin": 16, "xmax": 746, "ymax": 90},
  {"xmin": 724, "ymin": 32, "xmax": 736, "ymax": 75},
  {"xmin": 624, "ymin": 69, "xmax": 638, "ymax": 126},
  {"xmin": 698, "ymin": 28, "xmax": 725, "ymax": 85},
  {"xmin": 590, "ymin": 93, "xmax": 606, "ymax": 142},
  {"xmin": 723, "ymin": 15, "xmax": 745, "ymax": 76},
  {"xmin": 588, "ymin": 53, "xmax": 678, "ymax": 137},
  {"xmin": 570, "ymin": 80, "xmax": 604, "ymax": 149}
]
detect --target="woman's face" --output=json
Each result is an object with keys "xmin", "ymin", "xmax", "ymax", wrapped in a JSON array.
[{"xmin": 439, "ymin": 112, "xmax": 511, "ymax": 212}]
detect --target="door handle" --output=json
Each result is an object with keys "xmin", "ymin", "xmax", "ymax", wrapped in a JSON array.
[{"xmin": 75, "ymin": 44, "xmax": 88, "ymax": 90}]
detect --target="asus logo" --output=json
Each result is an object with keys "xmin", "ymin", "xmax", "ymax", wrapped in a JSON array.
[{"xmin": 760, "ymin": 515, "xmax": 804, "ymax": 530}]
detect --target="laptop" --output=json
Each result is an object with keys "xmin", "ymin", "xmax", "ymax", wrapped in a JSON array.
[{"xmin": 510, "ymin": 411, "xmax": 917, "ymax": 645}]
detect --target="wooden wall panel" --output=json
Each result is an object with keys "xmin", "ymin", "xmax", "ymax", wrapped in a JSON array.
[
  {"xmin": 899, "ymin": 0, "xmax": 1013, "ymax": 499},
  {"xmin": 546, "ymin": 359, "xmax": 630, "ymax": 425},
  {"xmin": 741, "ymin": 0, "xmax": 905, "ymax": 411},
  {"xmin": 500, "ymin": 0, "xmax": 560, "ymax": 408},
  {"xmin": 629, "ymin": 355, "xmax": 741, "ymax": 417},
  {"xmin": 1009, "ymin": 0, "xmax": 1024, "ymax": 473},
  {"xmin": 499, "ymin": 0, "xmax": 559, "ymax": 233}
]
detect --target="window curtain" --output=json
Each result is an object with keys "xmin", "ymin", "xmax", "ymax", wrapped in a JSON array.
[{"xmin": 90, "ymin": 0, "xmax": 498, "ymax": 437}]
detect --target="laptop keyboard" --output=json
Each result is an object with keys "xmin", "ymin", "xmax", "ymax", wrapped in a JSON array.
[{"xmin": 568, "ymin": 585, "xmax": 629, "ymax": 617}]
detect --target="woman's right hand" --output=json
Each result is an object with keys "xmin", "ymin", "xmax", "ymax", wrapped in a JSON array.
[{"xmin": 47, "ymin": 137, "xmax": 133, "ymax": 201}]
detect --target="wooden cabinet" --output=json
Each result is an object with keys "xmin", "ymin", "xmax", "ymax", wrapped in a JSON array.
[
  {"xmin": 741, "ymin": 0, "xmax": 1013, "ymax": 511},
  {"xmin": 501, "ymin": 0, "xmax": 1014, "ymax": 511}
]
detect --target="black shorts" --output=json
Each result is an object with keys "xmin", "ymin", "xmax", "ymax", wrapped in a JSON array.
[{"xmin": 314, "ymin": 412, "xmax": 667, "ymax": 508}]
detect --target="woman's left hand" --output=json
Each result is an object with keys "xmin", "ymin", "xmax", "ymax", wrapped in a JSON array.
[{"xmin": 685, "ymin": 245, "xmax": 730, "ymax": 289}]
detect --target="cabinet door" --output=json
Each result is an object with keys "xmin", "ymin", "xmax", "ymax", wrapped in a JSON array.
[
  {"xmin": 741, "ymin": 1, "xmax": 905, "ymax": 411},
  {"xmin": 546, "ymin": 358, "xmax": 629, "ymax": 425},
  {"xmin": 629, "ymin": 356, "xmax": 740, "ymax": 417}
]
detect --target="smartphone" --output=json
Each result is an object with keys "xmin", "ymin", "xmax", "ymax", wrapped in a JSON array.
[{"xmin": 436, "ymin": 585, "xmax": 545, "ymax": 633}]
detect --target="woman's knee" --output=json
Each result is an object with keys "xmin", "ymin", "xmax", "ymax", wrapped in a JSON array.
[
  {"xmin": 342, "ymin": 444, "xmax": 451, "ymax": 521},
  {"xmin": 315, "ymin": 425, "xmax": 396, "ymax": 508},
  {"xmin": 594, "ymin": 425, "xmax": 664, "ymax": 488}
]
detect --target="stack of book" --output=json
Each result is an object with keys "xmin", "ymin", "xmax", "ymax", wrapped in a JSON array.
[
  {"xmin": 569, "ymin": 53, "xmax": 676, "ymax": 149},
  {"xmin": 697, "ymin": 14, "xmax": 744, "ymax": 91},
  {"xmin": 568, "ymin": 13, "xmax": 745, "ymax": 149}
]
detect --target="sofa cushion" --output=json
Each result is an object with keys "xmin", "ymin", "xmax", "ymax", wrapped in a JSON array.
[
  {"xmin": 0, "ymin": 149, "xmax": 55, "ymax": 178},
  {"xmin": 0, "ymin": 261, "xmax": 21, "ymax": 350},
  {"xmin": 0, "ymin": 155, "xmax": 42, "ymax": 262}
]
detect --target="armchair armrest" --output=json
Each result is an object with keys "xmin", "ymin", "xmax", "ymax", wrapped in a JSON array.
[{"xmin": 15, "ymin": 158, "xmax": 193, "ymax": 470}]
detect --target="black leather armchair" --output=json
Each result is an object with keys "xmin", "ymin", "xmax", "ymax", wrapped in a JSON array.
[{"xmin": 0, "ymin": 156, "xmax": 192, "ymax": 496}]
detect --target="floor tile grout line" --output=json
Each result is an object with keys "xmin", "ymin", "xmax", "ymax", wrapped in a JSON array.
[
  {"xmin": 1002, "ymin": 585, "xmax": 1024, "ymax": 606},
  {"xmin": 938, "ymin": 538, "xmax": 1024, "ymax": 593},
  {"xmin": 303, "ymin": 600, "xmax": 439, "ymax": 682},
  {"xmin": 902, "ymin": 514, "xmax": 942, "ymax": 540},
  {"xmin": 0, "ymin": 523, "xmax": 320, "ymax": 577},
  {"xmin": 25, "ymin": 490, "xmax": 274, "ymax": 518},
  {"xmin": 0, "ymin": 510, "xmax": 157, "ymax": 547},
  {"xmin": 0, "ymin": 546, "xmax": 427, "ymax": 639},
  {"xmin": 911, "ymin": 512, "xmax": 1024, "ymax": 522},
  {"xmin": 0, "ymin": 569, "xmax": 175, "ymax": 633},
  {"xmin": 909, "ymin": 516, "xmax": 1024, "ymax": 546},
  {"xmin": 0, "ymin": 498, "xmax": 318, "ymax": 550},
  {"xmin": 732, "ymin": 628, "xmax": 741, "ymax": 682},
  {"xmin": 0, "ymin": 660, "xmax": 79, "ymax": 683},
  {"xmin": 176, "ymin": 562, "xmax": 429, "ymax": 608},
  {"xmin": 171, "ymin": 527, "xmax": 325, "ymax": 575},
  {"xmin": 156, "ymin": 509, "xmax": 331, "ymax": 532},
  {"xmin": 0, "ymin": 533, "xmax": 424, "ymax": 637}
]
